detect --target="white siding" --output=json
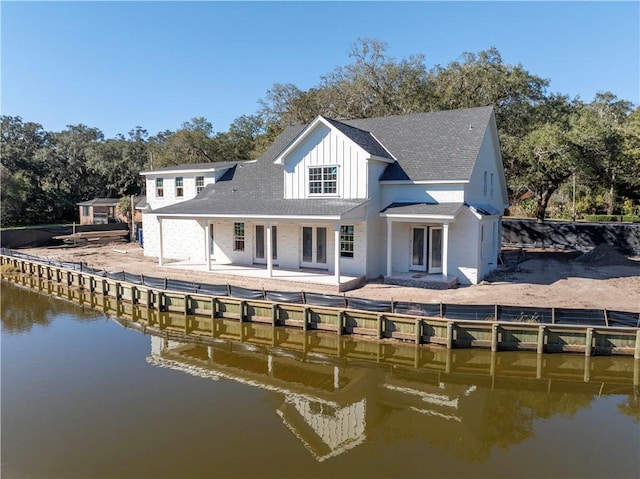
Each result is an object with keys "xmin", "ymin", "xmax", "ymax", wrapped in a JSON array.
[
  {"xmin": 145, "ymin": 172, "xmax": 218, "ymax": 210},
  {"xmin": 465, "ymin": 124, "xmax": 507, "ymax": 210},
  {"xmin": 380, "ymin": 184, "xmax": 465, "ymax": 206},
  {"xmin": 283, "ymin": 124, "xmax": 369, "ymax": 200}
]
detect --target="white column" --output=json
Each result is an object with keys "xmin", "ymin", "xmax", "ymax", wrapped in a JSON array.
[
  {"xmin": 334, "ymin": 223, "xmax": 341, "ymax": 284},
  {"xmin": 266, "ymin": 222, "xmax": 273, "ymax": 277},
  {"xmin": 442, "ymin": 222, "xmax": 449, "ymax": 277},
  {"xmin": 158, "ymin": 216, "xmax": 164, "ymax": 266},
  {"xmin": 386, "ymin": 218, "xmax": 393, "ymax": 277},
  {"xmin": 205, "ymin": 221, "xmax": 212, "ymax": 271}
]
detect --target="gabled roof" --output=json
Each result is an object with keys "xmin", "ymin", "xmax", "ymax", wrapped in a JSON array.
[
  {"xmin": 152, "ymin": 125, "xmax": 367, "ymax": 219},
  {"xmin": 342, "ymin": 106, "xmax": 494, "ymax": 182},
  {"xmin": 323, "ymin": 117, "xmax": 394, "ymax": 161},
  {"xmin": 151, "ymin": 106, "xmax": 497, "ymax": 217}
]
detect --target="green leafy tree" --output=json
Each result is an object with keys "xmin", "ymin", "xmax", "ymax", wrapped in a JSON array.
[
  {"xmin": 571, "ymin": 92, "xmax": 636, "ymax": 214},
  {"xmin": 516, "ymin": 122, "xmax": 580, "ymax": 221}
]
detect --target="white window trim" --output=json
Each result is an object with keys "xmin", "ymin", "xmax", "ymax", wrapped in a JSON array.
[{"xmin": 308, "ymin": 165, "xmax": 339, "ymax": 197}]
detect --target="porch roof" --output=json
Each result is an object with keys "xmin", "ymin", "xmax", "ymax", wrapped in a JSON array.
[{"xmin": 380, "ymin": 202, "xmax": 463, "ymax": 220}]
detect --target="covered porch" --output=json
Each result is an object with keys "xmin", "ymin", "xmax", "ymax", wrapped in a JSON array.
[
  {"xmin": 160, "ymin": 258, "xmax": 365, "ymax": 292},
  {"xmin": 155, "ymin": 204, "xmax": 369, "ymax": 292},
  {"xmin": 381, "ymin": 202, "xmax": 462, "ymax": 289}
]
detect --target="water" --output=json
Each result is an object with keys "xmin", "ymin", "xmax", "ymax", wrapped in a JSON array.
[{"xmin": 2, "ymin": 280, "xmax": 639, "ymax": 478}]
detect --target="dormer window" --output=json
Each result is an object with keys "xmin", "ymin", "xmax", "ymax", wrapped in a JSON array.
[
  {"xmin": 175, "ymin": 177, "xmax": 184, "ymax": 197},
  {"xmin": 309, "ymin": 166, "xmax": 337, "ymax": 195},
  {"xmin": 156, "ymin": 178, "xmax": 164, "ymax": 197},
  {"xmin": 196, "ymin": 176, "xmax": 204, "ymax": 194}
]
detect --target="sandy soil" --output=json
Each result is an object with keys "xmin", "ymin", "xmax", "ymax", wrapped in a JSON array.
[{"xmin": 17, "ymin": 242, "xmax": 640, "ymax": 312}]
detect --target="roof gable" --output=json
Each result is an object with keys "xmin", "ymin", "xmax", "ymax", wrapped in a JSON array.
[{"xmin": 273, "ymin": 116, "xmax": 394, "ymax": 166}]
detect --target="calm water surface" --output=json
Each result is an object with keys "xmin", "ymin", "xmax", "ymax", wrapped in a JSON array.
[{"xmin": 2, "ymin": 280, "xmax": 639, "ymax": 478}]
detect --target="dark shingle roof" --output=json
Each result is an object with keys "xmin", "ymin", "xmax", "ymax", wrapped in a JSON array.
[
  {"xmin": 153, "ymin": 125, "xmax": 366, "ymax": 217},
  {"xmin": 140, "ymin": 161, "xmax": 238, "ymax": 175},
  {"xmin": 323, "ymin": 117, "xmax": 394, "ymax": 160},
  {"xmin": 342, "ymin": 106, "xmax": 493, "ymax": 181},
  {"xmin": 152, "ymin": 107, "xmax": 494, "ymax": 217}
]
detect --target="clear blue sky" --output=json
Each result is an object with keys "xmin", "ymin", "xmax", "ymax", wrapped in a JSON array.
[{"xmin": 2, "ymin": 1, "xmax": 638, "ymax": 138}]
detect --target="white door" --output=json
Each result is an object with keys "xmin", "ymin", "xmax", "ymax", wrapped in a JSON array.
[
  {"xmin": 300, "ymin": 226, "xmax": 327, "ymax": 269},
  {"xmin": 428, "ymin": 227, "xmax": 443, "ymax": 274},
  {"xmin": 254, "ymin": 225, "xmax": 278, "ymax": 264},
  {"xmin": 410, "ymin": 227, "xmax": 427, "ymax": 271}
]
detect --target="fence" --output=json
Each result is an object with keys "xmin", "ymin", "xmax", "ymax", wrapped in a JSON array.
[{"xmin": 2, "ymin": 248, "xmax": 639, "ymax": 357}]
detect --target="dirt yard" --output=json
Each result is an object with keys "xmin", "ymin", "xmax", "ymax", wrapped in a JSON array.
[{"xmin": 17, "ymin": 242, "xmax": 640, "ymax": 312}]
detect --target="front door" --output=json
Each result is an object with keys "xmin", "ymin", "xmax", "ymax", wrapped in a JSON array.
[
  {"xmin": 301, "ymin": 226, "xmax": 327, "ymax": 269},
  {"xmin": 428, "ymin": 227, "xmax": 443, "ymax": 274},
  {"xmin": 254, "ymin": 225, "xmax": 278, "ymax": 264},
  {"xmin": 410, "ymin": 227, "xmax": 427, "ymax": 271}
]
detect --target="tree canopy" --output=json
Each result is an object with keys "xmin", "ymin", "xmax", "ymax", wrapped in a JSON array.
[{"xmin": 2, "ymin": 39, "xmax": 638, "ymax": 227}]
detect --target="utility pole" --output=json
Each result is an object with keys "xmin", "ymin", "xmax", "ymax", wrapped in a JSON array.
[{"xmin": 572, "ymin": 173, "xmax": 576, "ymax": 222}]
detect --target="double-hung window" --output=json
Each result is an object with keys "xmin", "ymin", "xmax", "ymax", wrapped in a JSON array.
[
  {"xmin": 196, "ymin": 176, "xmax": 204, "ymax": 194},
  {"xmin": 340, "ymin": 225, "xmax": 355, "ymax": 258},
  {"xmin": 233, "ymin": 222, "xmax": 245, "ymax": 251},
  {"xmin": 82, "ymin": 206, "xmax": 90, "ymax": 217},
  {"xmin": 175, "ymin": 177, "xmax": 184, "ymax": 197},
  {"xmin": 308, "ymin": 166, "xmax": 337, "ymax": 195},
  {"xmin": 156, "ymin": 178, "xmax": 164, "ymax": 197}
]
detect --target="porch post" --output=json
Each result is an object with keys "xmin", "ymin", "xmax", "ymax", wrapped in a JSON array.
[
  {"xmin": 266, "ymin": 222, "xmax": 273, "ymax": 277},
  {"xmin": 158, "ymin": 216, "xmax": 164, "ymax": 266},
  {"xmin": 334, "ymin": 223, "xmax": 341, "ymax": 284},
  {"xmin": 442, "ymin": 222, "xmax": 449, "ymax": 277},
  {"xmin": 205, "ymin": 220, "xmax": 212, "ymax": 272},
  {"xmin": 386, "ymin": 218, "xmax": 393, "ymax": 277}
]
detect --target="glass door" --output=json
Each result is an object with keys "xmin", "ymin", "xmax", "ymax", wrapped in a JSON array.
[
  {"xmin": 428, "ymin": 227, "xmax": 443, "ymax": 274},
  {"xmin": 410, "ymin": 227, "xmax": 427, "ymax": 271},
  {"xmin": 255, "ymin": 225, "xmax": 277, "ymax": 264},
  {"xmin": 301, "ymin": 226, "xmax": 327, "ymax": 268}
]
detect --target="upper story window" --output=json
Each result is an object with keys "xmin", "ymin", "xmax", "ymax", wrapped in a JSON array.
[
  {"xmin": 309, "ymin": 166, "xmax": 337, "ymax": 195},
  {"xmin": 156, "ymin": 178, "xmax": 164, "ymax": 197},
  {"xmin": 483, "ymin": 171, "xmax": 488, "ymax": 197},
  {"xmin": 175, "ymin": 177, "xmax": 184, "ymax": 197},
  {"xmin": 340, "ymin": 225, "xmax": 354, "ymax": 258},
  {"xmin": 196, "ymin": 176, "xmax": 205, "ymax": 194}
]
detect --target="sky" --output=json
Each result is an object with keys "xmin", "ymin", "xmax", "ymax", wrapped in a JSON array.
[{"xmin": 2, "ymin": 1, "xmax": 639, "ymax": 138}]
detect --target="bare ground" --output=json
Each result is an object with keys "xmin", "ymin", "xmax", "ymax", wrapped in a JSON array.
[{"xmin": 17, "ymin": 242, "xmax": 640, "ymax": 312}]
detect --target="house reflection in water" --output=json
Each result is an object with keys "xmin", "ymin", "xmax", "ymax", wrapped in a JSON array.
[{"xmin": 146, "ymin": 336, "xmax": 500, "ymax": 462}]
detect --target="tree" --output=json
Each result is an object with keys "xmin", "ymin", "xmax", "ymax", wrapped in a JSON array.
[
  {"xmin": 516, "ymin": 122, "xmax": 580, "ymax": 221},
  {"xmin": 571, "ymin": 93, "xmax": 636, "ymax": 214},
  {"xmin": 0, "ymin": 116, "xmax": 51, "ymax": 226}
]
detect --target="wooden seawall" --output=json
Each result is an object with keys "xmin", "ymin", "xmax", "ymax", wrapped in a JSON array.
[{"xmin": 2, "ymin": 255, "xmax": 640, "ymax": 357}]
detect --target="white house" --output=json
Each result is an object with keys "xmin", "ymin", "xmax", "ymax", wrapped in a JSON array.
[{"xmin": 140, "ymin": 106, "xmax": 508, "ymax": 290}]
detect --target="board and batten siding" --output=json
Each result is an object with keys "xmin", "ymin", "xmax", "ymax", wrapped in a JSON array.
[{"xmin": 283, "ymin": 124, "xmax": 369, "ymax": 200}]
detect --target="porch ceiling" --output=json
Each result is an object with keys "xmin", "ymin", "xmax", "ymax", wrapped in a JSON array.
[{"xmin": 380, "ymin": 202, "xmax": 463, "ymax": 220}]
